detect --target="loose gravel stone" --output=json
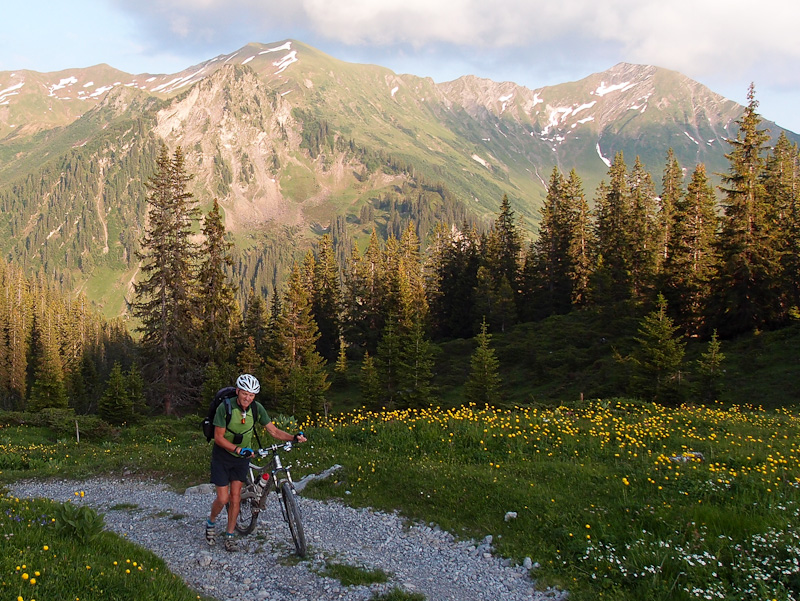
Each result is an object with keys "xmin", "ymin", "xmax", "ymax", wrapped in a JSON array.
[{"xmin": 8, "ymin": 477, "xmax": 568, "ymax": 601}]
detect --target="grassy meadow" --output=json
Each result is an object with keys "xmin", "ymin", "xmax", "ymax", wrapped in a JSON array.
[{"xmin": 2, "ymin": 398, "xmax": 799, "ymax": 601}]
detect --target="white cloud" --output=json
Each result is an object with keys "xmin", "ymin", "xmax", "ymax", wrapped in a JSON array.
[{"xmin": 112, "ymin": 0, "xmax": 800, "ymax": 81}]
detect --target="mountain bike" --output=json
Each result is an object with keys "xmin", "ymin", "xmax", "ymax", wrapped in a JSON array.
[{"xmin": 229, "ymin": 441, "xmax": 306, "ymax": 557}]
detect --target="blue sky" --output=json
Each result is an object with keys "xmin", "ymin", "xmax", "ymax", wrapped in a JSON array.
[{"xmin": 3, "ymin": 0, "xmax": 800, "ymax": 133}]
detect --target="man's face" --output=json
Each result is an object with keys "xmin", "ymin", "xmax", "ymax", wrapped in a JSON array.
[{"xmin": 236, "ymin": 388, "xmax": 255, "ymax": 408}]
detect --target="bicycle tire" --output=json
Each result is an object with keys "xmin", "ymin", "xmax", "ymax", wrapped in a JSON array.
[
  {"xmin": 228, "ymin": 488, "xmax": 260, "ymax": 536},
  {"xmin": 280, "ymin": 483, "xmax": 306, "ymax": 557}
]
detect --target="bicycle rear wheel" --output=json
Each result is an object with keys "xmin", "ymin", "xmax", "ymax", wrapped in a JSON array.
[
  {"xmin": 280, "ymin": 483, "xmax": 306, "ymax": 557},
  {"xmin": 228, "ymin": 488, "xmax": 260, "ymax": 535}
]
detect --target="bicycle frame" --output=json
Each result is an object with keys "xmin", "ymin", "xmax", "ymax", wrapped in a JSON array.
[
  {"xmin": 233, "ymin": 441, "xmax": 307, "ymax": 556},
  {"xmin": 247, "ymin": 441, "xmax": 296, "ymax": 504}
]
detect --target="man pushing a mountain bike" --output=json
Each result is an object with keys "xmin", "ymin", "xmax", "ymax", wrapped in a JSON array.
[{"xmin": 205, "ymin": 373, "xmax": 307, "ymax": 551}]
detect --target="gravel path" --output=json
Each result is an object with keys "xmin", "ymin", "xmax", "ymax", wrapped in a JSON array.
[{"xmin": 7, "ymin": 477, "xmax": 568, "ymax": 601}]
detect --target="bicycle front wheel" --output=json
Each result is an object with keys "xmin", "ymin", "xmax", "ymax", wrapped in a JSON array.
[
  {"xmin": 229, "ymin": 488, "xmax": 260, "ymax": 536},
  {"xmin": 280, "ymin": 483, "xmax": 306, "ymax": 557}
]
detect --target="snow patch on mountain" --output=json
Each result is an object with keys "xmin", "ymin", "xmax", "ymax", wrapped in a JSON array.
[
  {"xmin": 596, "ymin": 143, "xmax": 611, "ymax": 167},
  {"xmin": 259, "ymin": 42, "xmax": 292, "ymax": 55},
  {"xmin": 49, "ymin": 76, "xmax": 78, "ymax": 95},
  {"xmin": 242, "ymin": 56, "xmax": 255, "ymax": 65},
  {"xmin": 684, "ymin": 131, "xmax": 700, "ymax": 145},
  {"xmin": 499, "ymin": 93, "xmax": 513, "ymax": 113},
  {"xmin": 152, "ymin": 68, "xmax": 208, "ymax": 93},
  {"xmin": 274, "ymin": 51, "xmax": 298, "ymax": 75},
  {"xmin": 89, "ymin": 85, "xmax": 114, "ymax": 98},
  {"xmin": 391, "ymin": 86, "xmax": 399, "ymax": 98},
  {"xmin": 592, "ymin": 81, "xmax": 636, "ymax": 97},
  {"xmin": 0, "ymin": 81, "xmax": 24, "ymax": 104},
  {"xmin": 472, "ymin": 154, "xmax": 489, "ymax": 168}
]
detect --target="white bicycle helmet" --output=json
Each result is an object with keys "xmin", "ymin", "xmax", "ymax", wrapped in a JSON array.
[{"xmin": 236, "ymin": 373, "xmax": 260, "ymax": 394}]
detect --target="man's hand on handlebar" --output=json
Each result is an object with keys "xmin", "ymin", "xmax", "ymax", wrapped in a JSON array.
[
  {"xmin": 293, "ymin": 431, "xmax": 307, "ymax": 443},
  {"xmin": 237, "ymin": 447, "xmax": 254, "ymax": 458}
]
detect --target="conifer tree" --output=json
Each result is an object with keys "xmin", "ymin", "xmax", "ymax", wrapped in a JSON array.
[
  {"xmin": 266, "ymin": 264, "xmax": 329, "ymax": 419},
  {"xmin": 659, "ymin": 149, "xmax": 683, "ymax": 267},
  {"xmin": 311, "ymin": 234, "xmax": 342, "ymax": 361},
  {"xmin": 195, "ymin": 199, "xmax": 237, "ymax": 368},
  {"xmin": 397, "ymin": 319, "xmax": 437, "ymax": 409},
  {"xmin": 627, "ymin": 294, "xmax": 686, "ymax": 404},
  {"xmin": 98, "ymin": 362, "xmax": 134, "ymax": 425},
  {"xmin": 485, "ymin": 194, "xmax": 523, "ymax": 301},
  {"xmin": 125, "ymin": 362, "xmax": 146, "ymax": 421},
  {"xmin": 628, "ymin": 156, "xmax": 660, "ymax": 299},
  {"xmin": 464, "ymin": 318, "xmax": 502, "ymax": 405},
  {"xmin": 398, "ymin": 222, "xmax": 428, "ymax": 323},
  {"xmin": 762, "ymin": 133, "xmax": 800, "ymax": 314},
  {"xmin": 694, "ymin": 330, "xmax": 725, "ymax": 402},
  {"xmin": 564, "ymin": 170, "xmax": 594, "ymax": 308},
  {"xmin": 332, "ymin": 338, "xmax": 349, "ymax": 389},
  {"xmin": 132, "ymin": 145, "xmax": 200, "ymax": 413},
  {"xmin": 594, "ymin": 153, "xmax": 634, "ymax": 303},
  {"xmin": 427, "ymin": 223, "xmax": 481, "ymax": 339},
  {"xmin": 526, "ymin": 168, "xmax": 572, "ymax": 319},
  {"xmin": 359, "ymin": 351, "xmax": 382, "ymax": 410},
  {"xmin": 237, "ymin": 336, "xmax": 264, "ymax": 376},
  {"xmin": 375, "ymin": 318, "xmax": 403, "ymax": 410},
  {"xmin": 712, "ymin": 85, "xmax": 781, "ymax": 336},
  {"xmin": 242, "ymin": 288, "xmax": 270, "ymax": 358},
  {"xmin": 0, "ymin": 265, "xmax": 32, "ymax": 406},
  {"xmin": 663, "ymin": 164, "xmax": 718, "ymax": 333},
  {"xmin": 342, "ymin": 230, "xmax": 384, "ymax": 354},
  {"xmin": 27, "ymin": 327, "xmax": 69, "ymax": 412}
]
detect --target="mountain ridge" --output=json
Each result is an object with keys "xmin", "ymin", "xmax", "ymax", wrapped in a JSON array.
[{"xmin": 1, "ymin": 40, "xmax": 797, "ymax": 318}]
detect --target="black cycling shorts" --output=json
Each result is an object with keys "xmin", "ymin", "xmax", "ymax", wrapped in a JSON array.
[{"xmin": 210, "ymin": 444, "xmax": 249, "ymax": 486}]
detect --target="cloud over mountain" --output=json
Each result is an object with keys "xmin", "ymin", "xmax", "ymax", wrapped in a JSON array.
[{"xmin": 115, "ymin": 0, "xmax": 800, "ymax": 85}]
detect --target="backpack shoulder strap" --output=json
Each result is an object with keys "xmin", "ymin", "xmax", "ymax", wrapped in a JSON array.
[
  {"xmin": 252, "ymin": 401, "xmax": 265, "ymax": 449},
  {"xmin": 223, "ymin": 397, "xmax": 233, "ymax": 426}
]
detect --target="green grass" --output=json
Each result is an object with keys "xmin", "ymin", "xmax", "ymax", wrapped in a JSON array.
[
  {"xmin": 297, "ymin": 401, "xmax": 800, "ymax": 601},
  {"xmin": 2, "ymin": 398, "xmax": 799, "ymax": 601},
  {"xmin": 1, "ymin": 496, "xmax": 206, "ymax": 601},
  {"xmin": 317, "ymin": 562, "xmax": 389, "ymax": 586},
  {"xmin": 370, "ymin": 589, "xmax": 425, "ymax": 601}
]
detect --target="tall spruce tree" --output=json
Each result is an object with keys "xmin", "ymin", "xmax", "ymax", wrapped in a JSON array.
[
  {"xmin": 663, "ymin": 164, "xmax": 718, "ymax": 333},
  {"xmin": 628, "ymin": 156, "xmax": 660, "ymax": 299},
  {"xmin": 564, "ymin": 170, "xmax": 594, "ymax": 308},
  {"xmin": 659, "ymin": 149, "xmax": 683, "ymax": 268},
  {"xmin": 342, "ymin": 231, "xmax": 384, "ymax": 355},
  {"xmin": 195, "ymin": 199, "xmax": 238, "ymax": 369},
  {"xmin": 762, "ymin": 132, "xmax": 800, "ymax": 315},
  {"xmin": 485, "ymin": 195, "xmax": 523, "ymax": 297},
  {"xmin": 265, "ymin": 264, "xmax": 329, "ymax": 419},
  {"xmin": 526, "ymin": 168, "xmax": 573, "ymax": 319},
  {"xmin": 427, "ymin": 223, "xmax": 481, "ymax": 339},
  {"xmin": 712, "ymin": 85, "xmax": 781, "ymax": 336},
  {"xmin": 311, "ymin": 234, "xmax": 342, "ymax": 361},
  {"xmin": 132, "ymin": 145, "xmax": 200, "ymax": 413},
  {"xmin": 242, "ymin": 288, "xmax": 270, "ymax": 359},
  {"xmin": 594, "ymin": 153, "xmax": 634, "ymax": 303},
  {"xmin": 27, "ymin": 305, "xmax": 69, "ymax": 412}
]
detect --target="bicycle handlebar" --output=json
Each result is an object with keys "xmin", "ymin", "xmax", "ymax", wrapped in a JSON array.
[{"xmin": 255, "ymin": 441, "xmax": 294, "ymax": 458}]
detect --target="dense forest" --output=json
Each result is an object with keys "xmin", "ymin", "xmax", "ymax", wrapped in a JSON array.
[{"xmin": 1, "ymin": 87, "xmax": 797, "ymax": 420}]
